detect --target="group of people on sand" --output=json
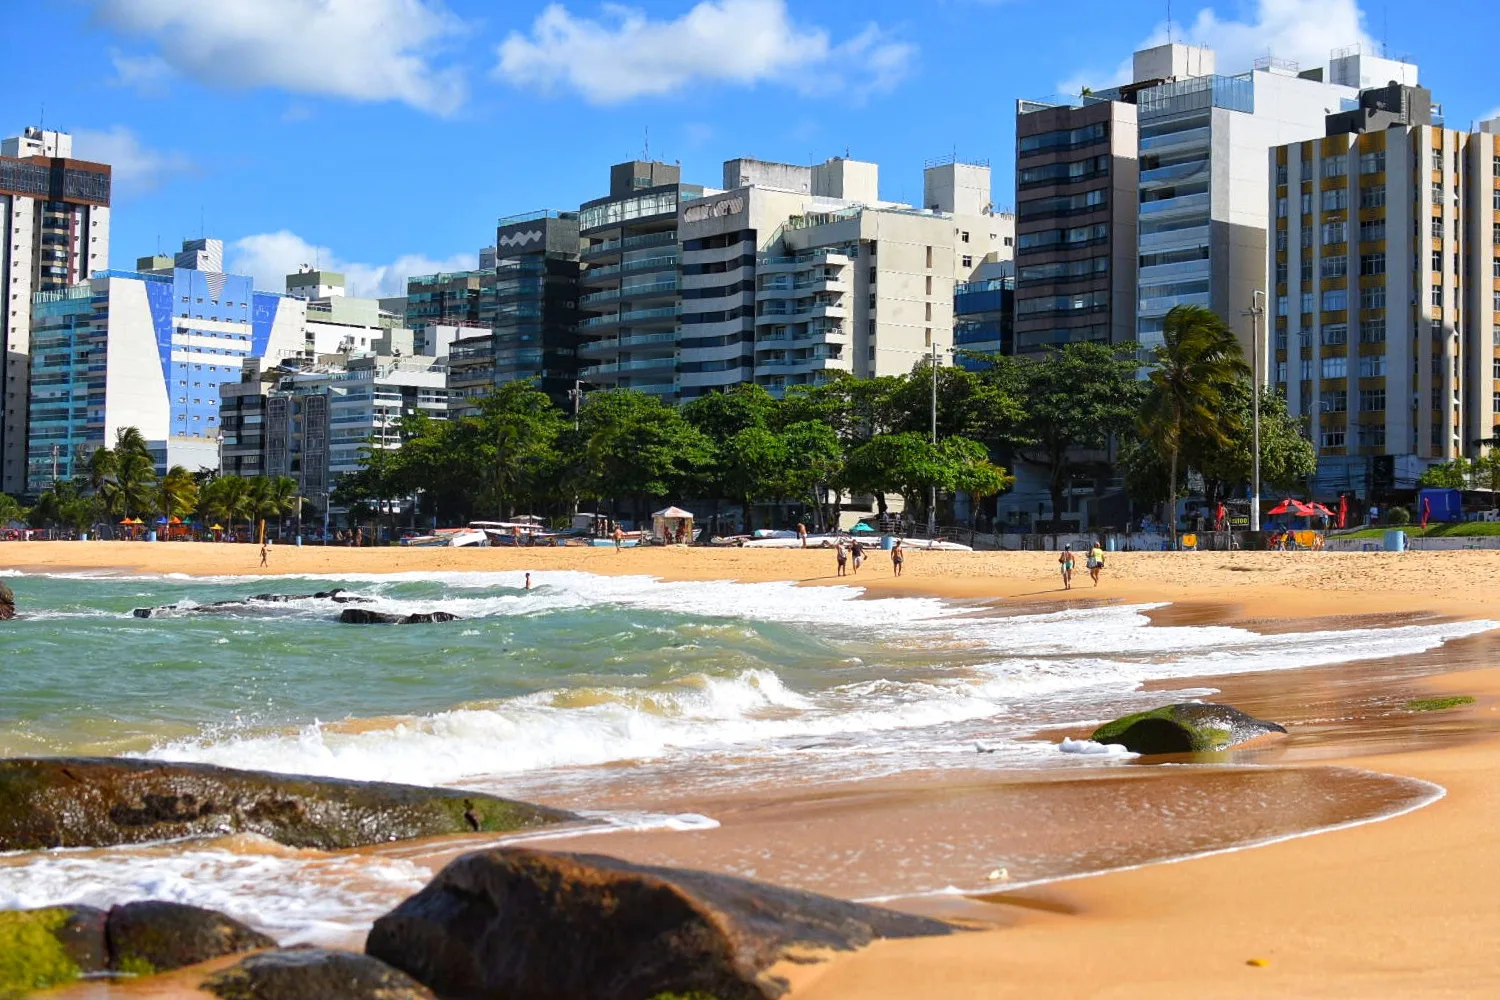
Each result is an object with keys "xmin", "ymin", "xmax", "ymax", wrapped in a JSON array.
[
  {"xmin": 1057, "ymin": 540, "xmax": 1107, "ymax": 590},
  {"xmin": 834, "ymin": 537, "xmax": 904, "ymax": 577}
]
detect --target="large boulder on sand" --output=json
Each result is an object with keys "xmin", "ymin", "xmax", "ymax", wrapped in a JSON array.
[
  {"xmin": 366, "ymin": 848, "xmax": 955, "ymax": 1000},
  {"xmin": 0, "ymin": 579, "xmax": 14, "ymax": 620},
  {"xmin": 203, "ymin": 947, "xmax": 436, "ymax": 1000},
  {"xmin": 0, "ymin": 757, "xmax": 576, "ymax": 851},
  {"xmin": 107, "ymin": 901, "xmax": 274, "ymax": 974},
  {"xmin": 1090, "ymin": 703, "xmax": 1287, "ymax": 754}
]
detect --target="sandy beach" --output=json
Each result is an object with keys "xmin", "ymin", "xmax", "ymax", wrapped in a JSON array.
[{"xmin": 5, "ymin": 541, "xmax": 1499, "ymax": 998}]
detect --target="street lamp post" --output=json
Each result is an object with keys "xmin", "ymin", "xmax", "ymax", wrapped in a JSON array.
[
  {"xmin": 929, "ymin": 341, "xmax": 938, "ymax": 539},
  {"xmin": 1246, "ymin": 291, "xmax": 1266, "ymax": 533}
]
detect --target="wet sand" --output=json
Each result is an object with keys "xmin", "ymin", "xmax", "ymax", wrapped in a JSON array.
[{"xmin": 10, "ymin": 542, "xmax": 1500, "ymax": 998}]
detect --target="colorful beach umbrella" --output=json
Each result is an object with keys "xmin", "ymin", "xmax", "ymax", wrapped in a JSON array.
[{"xmin": 1265, "ymin": 498, "xmax": 1312, "ymax": 516}]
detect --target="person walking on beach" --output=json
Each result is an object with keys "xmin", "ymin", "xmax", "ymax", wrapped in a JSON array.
[
  {"xmin": 797, "ymin": 521, "xmax": 808, "ymax": 549},
  {"xmin": 259, "ymin": 541, "xmax": 269, "ymax": 568},
  {"xmin": 891, "ymin": 538, "xmax": 905, "ymax": 577},
  {"xmin": 1058, "ymin": 544, "xmax": 1075, "ymax": 590},
  {"xmin": 1086, "ymin": 540, "xmax": 1105, "ymax": 587},
  {"xmin": 835, "ymin": 541, "xmax": 848, "ymax": 577},
  {"xmin": 612, "ymin": 525, "xmax": 624, "ymax": 550},
  {"xmin": 850, "ymin": 538, "xmax": 865, "ymax": 574},
  {"xmin": 524, "ymin": 572, "xmax": 532, "ymax": 591}
]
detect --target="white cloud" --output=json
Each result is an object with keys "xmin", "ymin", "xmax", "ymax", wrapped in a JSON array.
[
  {"xmin": 1059, "ymin": 0, "xmax": 1376, "ymax": 97},
  {"xmin": 496, "ymin": 0, "xmax": 913, "ymax": 104},
  {"xmin": 91, "ymin": 0, "xmax": 467, "ymax": 114},
  {"xmin": 109, "ymin": 49, "xmax": 174, "ymax": 96},
  {"xmin": 71, "ymin": 127, "xmax": 195, "ymax": 199},
  {"xmin": 227, "ymin": 231, "xmax": 477, "ymax": 299}
]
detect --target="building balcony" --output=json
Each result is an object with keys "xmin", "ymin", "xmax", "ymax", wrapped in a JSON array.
[
  {"xmin": 578, "ymin": 278, "xmax": 679, "ymax": 306},
  {"xmin": 579, "ymin": 254, "xmax": 678, "ymax": 285},
  {"xmin": 1138, "ymin": 192, "xmax": 1210, "ymax": 220},
  {"xmin": 1139, "ymin": 160, "xmax": 1210, "ymax": 188},
  {"xmin": 582, "ymin": 230, "xmax": 677, "ymax": 261},
  {"xmin": 578, "ymin": 306, "xmax": 681, "ymax": 331},
  {"xmin": 579, "ymin": 355, "xmax": 678, "ymax": 378},
  {"xmin": 578, "ymin": 331, "xmax": 679, "ymax": 357}
]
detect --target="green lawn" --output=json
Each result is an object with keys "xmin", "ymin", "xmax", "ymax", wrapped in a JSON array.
[{"xmin": 1333, "ymin": 522, "xmax": 1500, "ymax": 539}]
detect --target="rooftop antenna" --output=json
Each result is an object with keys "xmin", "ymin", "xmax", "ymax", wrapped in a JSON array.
[
  {"xmin": 643, "ymin": 125, "xmax": 650, "ymax": 162},
  {"xmin": 1167, "ymin": 0, "xmax": 1173, "ymax": 44}
]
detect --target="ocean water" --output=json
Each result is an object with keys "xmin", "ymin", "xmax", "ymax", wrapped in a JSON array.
[{"xmin": 0, "ymin": 568, "xmax": 1491, "ymax": 943}]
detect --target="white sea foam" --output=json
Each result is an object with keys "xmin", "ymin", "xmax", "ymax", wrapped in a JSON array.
[
  {"xmin": 1058, "ymin": 737, "xmax": 1135, "ymax": 756},
  {"xmin": 130, "ymin": 569, "xmax": 1497, "ymax": 787},
  {"xmin": 0, "ymin": 849, "xmax": 430, "ymax": 944}
]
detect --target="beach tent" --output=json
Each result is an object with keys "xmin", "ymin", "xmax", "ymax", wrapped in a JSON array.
[
  {"xmin": 651, "ymin": 506, "xmax": 696, "ymax": 544},
  {"xmin": 850, "ymin": 521, "xmax": 876, "ymax": 533}
]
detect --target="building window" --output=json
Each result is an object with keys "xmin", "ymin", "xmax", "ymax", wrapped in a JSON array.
[
  {"xmin": 1493, "ymin": 289, "xmax": 1500, "ymax": 311},
  {"xmin": 1276, "ymin": 229, "xmax": 1289, "ymax": 251},
  {"xmin": 1299, "ymin": 192, "xmax": 1313, "ymax": 214},
  {"xmin": 1276, "ymin": 360, "xmax": 1289, "ymax": 382},
  {"xmin": 1360, "ymin": 388, "xmax": 1386, "ymax": 412},
  {"xmin": 1321, "ymin": 355, "xmax": 1348, "ymax": 378},
  {"xmin": 1359, "ymin": 220, "xmax": 1386, "ymax": 243},
  {"xmin": 1359, "ymin": 185, "xmax": 1386, "ymax": 209},
  {"xmin": 1432, "ymin": 217, "xmax": 1444, "ymax": 238},
  {"xmin": 1432, "ymin": 249, "xmax": 1443, "ymax": 272},
  {"xmin": 1359, "ymin": 285, "xmax": 1386, "ymax": 310},
  {"xmin": 960, "ymin": 231, "xmax": 969, "ymax": 243},
  {"xmin": 1321, "ymin": 430, "xmax": 1346, "ymax": 448},
  {"xmin": 925, "ymin": 246, "xmax": 933, "ymax": 268},
  {"xmin": 1300, "ymin": 292, "xmax": 1314, "ymax": 314},
  {"xmin": 1328, "ymin": 389, "xmax": 1349, "ymax": 411},
  {"xmin": 1322, "ymin": 289, "xmax": 1348, "ymax": 312},
  {"xmin": 1359, "ymin": 151, "xmax": 1386, "ymax": 175},
  {"xmin": 1493, "ymin": 357, "xmax": 1500, "ymax": 379},
  {"xmin": 1275, "ymin": 262, "xmax": 1288, "ymax": 284},
  {"xmin": 1321, "ymin": 221, "xmax": 1347, "ymax": 244},
  {"xmin": 1359, "ymin": 354, "xmax": 1387, "ymax": 376},
  {"xmin": 1322, "ymin": 157, "xmax": 1348, "ymax": 178},
  {"xmin": 1494, "ymin": 223, "xmax": 1500, "ymax": 245},
  {"xmin": 1359, "ymin": 253, "xmax": 1386, "ymax": 276},
  {"xmin": 1321, "ymin": 255, "xmax": 1348, "ymax": 278},
  {"xmin": 1321, "ymin": 324, "xmax": 1348, "ymax": 345},
  {"xmin": 1276, "ymin": 164, "xmax": 1288, "ymax": 185},
  {"xmin": 1276, "ymin": 196, "xmax": 1289, "ymax": 219},
  {"xmin": 1432, "ymin": 150, "xmax": 1443, "ymax": 172},
  {"xmin": 1432, "ymin": 285, "xmax": 1443, "ymax": 307},
  {"xmin": 1301, "ymin": 258, "xmax": 1313, "ymax": 283},
  {"xmin": 961, "ymin": 255, "xmax": 973, "ymax": 268},
  {"xmin": 1432, "ymin": 183, "xmax": 1444, "ymax": 203},
  {"xmin": 1276, "ymin": 295, "xmax": 1290, "ymax": 317},
  {"xmin": 1494, "ymin": 155, "xmax": 1500, "ymax": 177},
  {"xmin": 1301, "ymin": 227, "xmax": 1314, "ymax": 249},
  {"xmin": 1321, "ymin": 189, "xmax": 1348, "ymax": 211},
  {"xmin": 1301, "ymin": 359, "xmax": 1314, "ymax": 381}
]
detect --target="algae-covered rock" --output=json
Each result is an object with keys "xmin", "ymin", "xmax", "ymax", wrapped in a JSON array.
[
  {"xmin": 0, "ymin": 580, "xmax": 14, "ymax": 621},
  {"xmin": 0, "ymin": 906, "xmax": 108, "ymax": 995},
  {"xmin": 1090, "ymin": 703, "xmax": 1287, "ymax": 754},
  {"xmin": 203, "ymin": 947, "xmax": 436, "ymax": 1000},
  {"xmin": 107, "ymin": 901, "xmax": 274, "ymax": 975},
  {"xmin": 366, "ymin": 848, "xmax": 955, "ymax": 1000},
  {"xmin": 0, "ymin": 757, "xmax": 576, "ymax": 851}
]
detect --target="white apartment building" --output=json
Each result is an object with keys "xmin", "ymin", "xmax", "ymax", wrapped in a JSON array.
[
  {"xmin": 677, "ymin": 156, "xmax": 1006, "ymax": 397},
  {"xmin": 1128, "ymin": 44, "xmax": 1410, "ymax": 354},
  {"xmin": 1, "ymin": 127, "xmax": 111, "ymax": 492}
]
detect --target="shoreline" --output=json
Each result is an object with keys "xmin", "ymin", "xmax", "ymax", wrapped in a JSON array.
[{"xmin": 6, "ymin": 543, "xmax": 1500, "ymax": 997}]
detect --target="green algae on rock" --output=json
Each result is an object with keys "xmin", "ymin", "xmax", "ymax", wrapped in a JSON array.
[
  {"xmin": 1090, "ymin": 703, "xmax": 1287, "ymax": 754},
  {"xmin": 1403, "ymin": 696, "xmax": 1475, "ymax": 712},
  {"xmin": 0, "ymin": 909, "xmax": 86, "ymax": 997},
  {"xmin": 0, "ymin": 757, "xmax": 578, "ymax": 851}
]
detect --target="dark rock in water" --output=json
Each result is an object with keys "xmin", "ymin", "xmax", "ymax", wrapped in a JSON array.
[
  {"xmin": 133, "ymin": 590, "xmax": 372, "ymax": 618},
  {"xmin": 0, "ymin": 579, "xmax": 14, "ymax": 620},
  {"xmin": 0, "ymin": 906, "xmax": 109, "ymax": 994},
  {"xmin": 1090, "ymin": 703, "xmax": 1288, "ymax": 754},
  {"xmin": 203, "ymin": 947, "xmax": 436, "ymax": 1000},
  {"xmin": 338, "ymin": 609, "xmax": 461, "ymax": 625},
  {"xmin": 366, "ymin": 848, "xmax": 955, "ymax": 1000},
  {"xmin": 107, "ymin": 901, "xmax": 275, "ymax": 974},
  {"xmin": 0, "ymin": 757, "xmax": 576, "ymax": 851}
]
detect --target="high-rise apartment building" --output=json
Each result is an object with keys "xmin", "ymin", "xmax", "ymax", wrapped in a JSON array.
[
  {"xmin": 26, "ymin": 240, "xmax": 304, "ymax": 491},
  {"xmin": 676, "ymin": 156, "xmax": 1007, "ymax": 397},
  {"xmin": 1271, "ymin": 88, "xmax": 1500, "ymax": 497},
  {"xmin": 954, "ymin": 264, "xmax": 1015, "ymax": 364},
  {"xmin": 1013, "ymin": 94, "xmax": 1139, "ymax": 354},
  {"xmin": 491, "ymin": 210, "xmax": 581, "ymax": 403},
  {"xmin": 406, "ymin": 270, "xmax": 488, "ymax": 356},
  {"xmin": 576, "ymin": 161, "xmax": 703, "ymax": 401},
  {"xmin": 1129, "ymin": 44, "xmax": 1395, "ymax": 354},
  {"xmin": 1, "ymin": 127, "xmax": 111, "ymax": 493}
]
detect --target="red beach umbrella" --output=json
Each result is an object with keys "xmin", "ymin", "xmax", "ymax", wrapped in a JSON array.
[
  {"xmin": 1337, "ymin": 495, "xmax": 1349, "ymax": 529},
  {"xmin": 1266, "ymin": 498, "xmax": 1311, "ymax": 516}
]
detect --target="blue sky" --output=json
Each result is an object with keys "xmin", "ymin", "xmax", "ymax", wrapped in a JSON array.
[{"xmin": 3, "ymin": 0, "xmax": 1495, "ymax": 297}]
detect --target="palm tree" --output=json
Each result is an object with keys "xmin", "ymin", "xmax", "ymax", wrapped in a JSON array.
[
  {"xmin": 201, "ymin": 475, "xmax": 253, "ymax": 537},
  {"xmin": 156, "ymin": 465, "xmax": 200, "ymax": 523},
  {"xmin": 1139, "ymin": 306, "xmax": 1250, "ymax": 547},
  {"xmin": 0, "ymin": 492, "xmax": 24, "ymax": 527},
  {"xmin": 113, "ymin": 448, "xmax": 158, "ymax": 520}
]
